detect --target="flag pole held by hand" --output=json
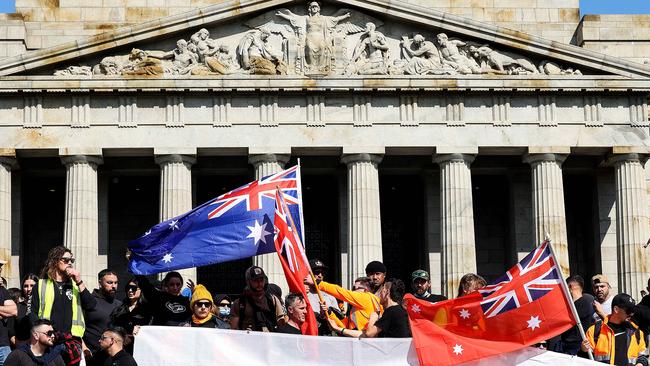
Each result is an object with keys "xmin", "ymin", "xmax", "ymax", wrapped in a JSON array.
[
  {"xmin": 546, "ymin": 238, "xmax": 594, "ymax": 360},
  {"xmin": 276, "ymin": 187, "xmax": 327, "ymax": 307}
]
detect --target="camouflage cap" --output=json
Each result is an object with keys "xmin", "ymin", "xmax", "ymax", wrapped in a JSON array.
[{"xmin": 411, "ymin": 269, "xmax": 430, "ymax": 282}]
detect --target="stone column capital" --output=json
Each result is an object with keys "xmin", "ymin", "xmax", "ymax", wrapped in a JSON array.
[
  {"xmin": 522, "ymin": 153, "xmax": 567, "ymax": 166},
  {"xmin": 61, "ymin": 155, "xmax": 103, "ymax": 167},
  {"xmin": 340, "ymin": 153, "xmax": 383, "ymax": 166},
  {"xmin": 154, "ymin": 154, "xmax": 196, "ymax": 167},
  {"xmin": 248, "ymin": 153, "xmax": 291, "ymax": 167},
  {"xmin": 433, "ymin": 153, "xmax": 475, "ymax": 165},
  {"xmin": 606, "ymin": 153, "xmax": 648, "ymax": 166}
]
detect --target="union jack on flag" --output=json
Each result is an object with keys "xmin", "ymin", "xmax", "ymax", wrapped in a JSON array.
[
  {"xmin": 274, "ymin": 190, "xmax": 309, "ymax": 278},
  {"xmin": 208, "ymin": 165, "xmax": 300, "ymax": 219},
  {"xmin": 478, "ymin": 240, "xmax": 562, "ymax": 318}
]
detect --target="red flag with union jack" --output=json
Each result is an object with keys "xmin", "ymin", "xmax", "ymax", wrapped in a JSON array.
[
  {"xmin": 405, "ymin": 240, "xmax": 576, "ymax": 365},
  {"xmin": 273, "ymin": 189, "xmax": 318, "ymax": 336}
]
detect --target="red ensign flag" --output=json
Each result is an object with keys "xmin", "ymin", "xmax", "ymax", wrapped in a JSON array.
[{"xmin": 405, "ymin": 241, "xmax": 576, "ymax": 365}]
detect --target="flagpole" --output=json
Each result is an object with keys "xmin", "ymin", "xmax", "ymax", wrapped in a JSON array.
[
  {"xmin": 546, "ymin": 238, "xmax": 594, "ymax": 360},
  {"xmin": 276, "ymin": 187, "xmax": 327, "ymax": 307}
]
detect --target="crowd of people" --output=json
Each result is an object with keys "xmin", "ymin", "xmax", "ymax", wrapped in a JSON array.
[{"xmin": 0, "ymin": 245, "xmax": 647, "ymax": 366}]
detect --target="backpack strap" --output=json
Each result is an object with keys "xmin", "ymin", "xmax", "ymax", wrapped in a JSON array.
[{"xmin": 594, "ymin": 320, "xmax": 603, "ymax": 345}]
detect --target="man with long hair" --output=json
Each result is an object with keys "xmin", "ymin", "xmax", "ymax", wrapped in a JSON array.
[{"xmin": 26, "ymin": 246, "xmax": 96, "ymax": 341}]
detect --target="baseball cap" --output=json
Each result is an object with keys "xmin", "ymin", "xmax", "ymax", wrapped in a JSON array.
[
  {"xmin": 365, "ymin": 261, "xmax": 387, "ymax": 274},
  {"xmin": 309, "ymin": 259, "xmax": 328, "ymax": 270},
  {"xmin": 612, "ymin": 293, "xmax": 636, "ymax": 314},
  {"xmin": 591, "ymin": 274, "xmax": 610, "ymax": 285},
  {"xmin": 245, "ymin": 266, "xmax": 266, "ymax": 281},
  {"xmin": 411, "ymin": 269, "xmax": 430, "ymax": 282}
]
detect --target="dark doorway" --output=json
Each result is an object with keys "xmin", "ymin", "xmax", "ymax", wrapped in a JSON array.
[
  {"xmin": 302, "ymin": 174, "xmax": 340, "ymax": 284},
  {"xmin": 473, "ymin": 175, "xmax": 511, "ymax": 282},
  {"xmin": 379, "ymin": 175, "xmax": 425, "ymax": 285},
  {"xmin": 21, "ymin": 167, "xmax": 65, "ymax": 276},
  {"xmin": 564, "ymin": 174, "xmax": 599, "ymax": 280},
  {"xmin": 108, "ymin": 175, "xmax": 159, "ymax": 289},
  {"xmin": 196, "ymin": 173, "xmax": 253, "ymax": 295}
]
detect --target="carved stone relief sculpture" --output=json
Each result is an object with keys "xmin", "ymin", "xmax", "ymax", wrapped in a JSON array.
[{"xmin": 53, "ymin": 5, "xmax": 584, "ymax": 78}]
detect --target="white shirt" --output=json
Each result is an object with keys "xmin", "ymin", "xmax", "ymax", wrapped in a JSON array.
[
  {"xmin": 307, "ymin": 291, "xmax": 338, "ymax": 313},
  {"xmin": 593, "ymin": 294, "xmax": 614, "ymax": 320}
]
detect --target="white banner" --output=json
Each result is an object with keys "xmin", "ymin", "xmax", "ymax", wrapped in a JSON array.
[{"xmin": 133, "ymin": 326, "xmax": 599, "ymax": 366}]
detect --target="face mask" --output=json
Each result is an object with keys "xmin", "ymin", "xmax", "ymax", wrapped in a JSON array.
[{"xmin": 219, "ymin": 307, "xmax": 230, "ymax": 317}]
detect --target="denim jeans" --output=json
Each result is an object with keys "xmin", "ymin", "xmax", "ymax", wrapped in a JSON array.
[{"xmin": 0, "ymin": 345, "xmax": 11, "ymax": 365}]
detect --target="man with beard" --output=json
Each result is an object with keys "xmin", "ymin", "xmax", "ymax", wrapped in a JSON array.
[
  {"xmin": 4, "ymin": 319, "xmax": 64, "ymax": 366},
  {"xmin": 365, "ymin": 261, "xmax": 387, "ymax": 296},
  {"xmin": 82, "ymin": 269, "xmax": 121, "ymax": 365},
  {"xmin": 410, "ymin": 270, "xmax": 446, "ymax": 304},
  {"xmin": 230, "ymin": 266, "xmax": 284, "ymax": 332},
  {"xmin": 592, "ymin": 274, "xmax": 615, "ymax": 321}
]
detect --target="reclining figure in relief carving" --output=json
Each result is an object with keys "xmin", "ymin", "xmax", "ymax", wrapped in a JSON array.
[
  {"xmin": 237, "ymin": 29, "xmax": 287, "ymax": 75},
  {"xmin": 121, "ymin": 49, "xmax": 165, "ymax": 76},
  {"xmin": 469, "ymin": 45, "xmax": 538, "ymax": 74},
  {"xmin": 436, "ymin": 33, "xmax": 481, "ymax": 74},
  {"xmin": 53, "ymin": 66, "xmax": 93, "ymax": 77},
  {"xmin": 397, "ymin": 34, "xmax": 455, "ymax": 75},
  {"xmin": 348, "ymin": 22, "xmax": 389, "ymax": 75}
]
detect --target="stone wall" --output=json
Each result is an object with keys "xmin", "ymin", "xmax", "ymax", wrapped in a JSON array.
[
  {"xmin": 577, "ymin": 15, "xmax": 650, "ymax": 65},
  {"xmin": 2, "ymin": 0, "xmax": 582, "ymax": 54}
]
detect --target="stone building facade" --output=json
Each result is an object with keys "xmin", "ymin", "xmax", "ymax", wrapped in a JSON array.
[{"xmin": 0, "ymin": 0, "xmax": 648, "ymax": 298}]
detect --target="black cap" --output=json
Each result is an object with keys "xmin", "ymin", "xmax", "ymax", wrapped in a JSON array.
[
  {"xmin": 245, "ymin": 266, "xmax": 266, "ymax": 281},
  {"xmin": 612, "ymin": 293, "xmax": 636, "ymax": 314},
  {"xmin": 309, "ymin": 258, "xmax": 328, "ymax": 270},
  {"xmin": 365, "ymin": 261, "xmax": 387, "ymax": 274}
]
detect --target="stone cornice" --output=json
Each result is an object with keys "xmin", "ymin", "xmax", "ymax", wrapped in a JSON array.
[
  {"xmin": 0, "ymin": 0, "xmax": 649, "ymax": 78},
  {"xmin": 1, "ymin": 75, "xmax": 650, "ymax": 92}
]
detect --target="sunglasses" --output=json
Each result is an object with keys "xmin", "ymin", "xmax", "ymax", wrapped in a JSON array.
[
  {"xmin": 60, "ymin": 257, "xmax": 75, "ymax": 264},
  {"xmin": 194, "ymin": 301, "xmax": 212, "ymax": 309},
  {"xmin": 218, "ymin": 303, "xmax": 231, "ymax": 308},
  {"xmin": 126, "ymin": 285, "xmax": 138, "ymax": 292},
  {"xmin": 37, "ymin": 330, "xmax": 56, "ymax": 337}
]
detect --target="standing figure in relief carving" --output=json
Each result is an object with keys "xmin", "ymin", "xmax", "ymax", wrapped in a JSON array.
[
  {"xmin": 399, "ymin": 34, "xmax": 449, "ymax": 75},
  {"xmin": 276, "ymin": 2, "xmax": 351, "ymax": 73},
  {"xmin": 436, "ymin": 33, "xmax": 480, "ymax": 74},
  {"xmin": 469, "ymin": 45, "xmax": 538, "ymax": 74},
  {"xmin": 237, "ymin": 30, "xmax": 287, "ymax": 75},
  {"xmin": 349, "ymin": 22, "xmax": 389, "ymax": 75}
]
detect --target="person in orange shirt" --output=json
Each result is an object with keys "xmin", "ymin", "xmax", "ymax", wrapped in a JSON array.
[{"xmin": 305, "ymin": 276, "xmax": 381, "ymax": 333}]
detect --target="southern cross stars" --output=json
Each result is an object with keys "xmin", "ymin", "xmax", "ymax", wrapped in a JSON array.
[
  {"xmin": 452, "ymin": 344, "xmax": 464, "ymax": 355},
  {"xmin": 459, "ymin": 309, "xmax": 471, "ymax": 319},
  {"xmin": 411, "ymin": 304, "xmax": 421, "ymax": 313},
  {"xmin": 162, "ymin": 253, "xmax": 173, "ymax": 263},
  {"xmin": 168, "ymin": 219, "xmax": 179, "ymax": 230},
  {"xmin": 247, "ymin": 220, "xmax": 271, "ymax": 246},
  {"xmin": 527, "ymin": 315, "xmax": 542, "ymax": 330}
]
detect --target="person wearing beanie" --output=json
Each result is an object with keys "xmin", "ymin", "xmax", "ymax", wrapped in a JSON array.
[
  {"xmin": 189, "ymin": 285, "xmax": 227, "ymax": 329},
  {"xmin": 365, "ymin": 261, "xmax": 387, "ymax": 296},
  {"xmin": 211, "ymin": 294, "xmax": 231, "ymax": 327}
]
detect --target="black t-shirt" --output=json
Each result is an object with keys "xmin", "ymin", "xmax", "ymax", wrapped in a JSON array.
[
  {"xmin": 275, "ymin": 323, "xmax": 302, "ymax": 335},
  {"xmin": 562, "ymin": 293, "xmax": 595, "ymax": 344},
  {"xmin": 26, "ymin": 279, "xmax": 97, "ymax": 335},
  {"xmin": 84, "ymin": 290, "xmax": 122, "ymax": 354},
  {"xmin": 135, "ymin": 276, "xmax": 190, "ymax": 326},
  {"xmin": 607, "ymin": 322, "xmax": 629, "ymax": 366},
  {"xmin": 413, "ymin": 292, "xmax": 447, "ymax": 304},
  {"xmin": 104, "ymin": 350, "xmax": 138, "ymax": 366},
  {"xmin": 374, "ymin": 305, "xmax": 411, "ymax": 338}
]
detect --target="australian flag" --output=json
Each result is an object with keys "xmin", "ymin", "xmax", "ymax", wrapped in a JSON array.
[{"xmin": 127, "ymin": 165, "xmax": 305, "ymax": 275}]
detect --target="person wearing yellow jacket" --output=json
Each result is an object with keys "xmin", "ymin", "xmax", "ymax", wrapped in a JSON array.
[
  {"xmin": 305, "ymin": 275, "xmax": 381, "ymax": 332},
  {"xmin": 582, "ymin": 293, "xmax": 649, "ymax": 366}
]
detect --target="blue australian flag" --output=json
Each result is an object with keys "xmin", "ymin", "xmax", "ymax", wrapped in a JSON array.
[{"xmin": 128, "ymin": 165, "xmax": 304, "ymax": 275}]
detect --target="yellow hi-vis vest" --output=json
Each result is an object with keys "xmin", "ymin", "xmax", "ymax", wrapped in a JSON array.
[{"xmin": 37, "ymin": 279, "xmax": 85, "ymax": 337}]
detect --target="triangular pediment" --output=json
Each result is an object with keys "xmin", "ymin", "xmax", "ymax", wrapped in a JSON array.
[{"xmin": 1, "ymin": 0, "xmax": 650, "ymax": 79}]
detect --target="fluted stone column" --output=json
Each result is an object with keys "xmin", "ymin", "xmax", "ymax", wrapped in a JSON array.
[
  {"xmin": 62, "ymin": 155, "xmax": 103, "ymax": 286},
  {"xmin": 155, "ymin": 154, "xmax": 196, "ymax": 282},
  {"xmin": 434, "ymin": 154, "xmax": 476, "ymax": 298},
  {"xmin": 609, "ymin": 153, "xmax": 650, "ymax": 296},
  {"xmin": 341, "ymin": 153, "xmax": 383, "ymax": 282},
  {"xmin": 523, "ymin": 153, "xmax": 570, "ymax": 276},
  {"xmin": 249, "ymin": 154, "xmax": 291, "ymax": 294},
  {"xmin": 0, "ymin": 157, "xmax": 15, "ymax": 285}
]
